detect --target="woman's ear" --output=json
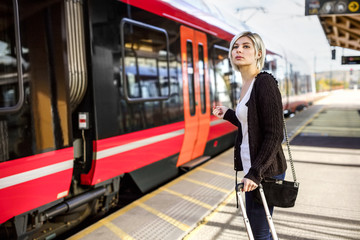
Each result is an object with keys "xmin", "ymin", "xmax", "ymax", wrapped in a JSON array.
[{"xmin": 257, "ymin": 51, "xmax": 262, "ymax": 59}]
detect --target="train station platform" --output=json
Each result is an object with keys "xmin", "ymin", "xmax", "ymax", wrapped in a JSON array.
[{"xmin": 68, "ymin": 90, "xmax": 360, "ymax": 240}]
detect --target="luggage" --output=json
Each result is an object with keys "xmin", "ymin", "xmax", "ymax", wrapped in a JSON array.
[{"xmin": 236, "ymin": 183, "xmax": 279, "ymax": 240}]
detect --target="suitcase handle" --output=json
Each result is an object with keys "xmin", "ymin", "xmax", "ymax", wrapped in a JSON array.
[
  {"xmin": 236, "ymin": 183, "xmax": 263, "ymax": 192},
  {"xmin": 236, "ymin": 183, "xmax": 244, "ymax": 192}
]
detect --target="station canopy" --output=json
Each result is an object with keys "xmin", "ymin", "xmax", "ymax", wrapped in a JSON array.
[
  {"xmin": 319, "ymin": 14, "xmax": 360, "ymax": 51},
  {"xmin": 305, "ymin": 0, "xmax": 360, "ymax": 51}
]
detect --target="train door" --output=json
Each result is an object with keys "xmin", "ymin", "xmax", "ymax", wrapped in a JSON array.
[{"xmin": 177, "ymin": 25, "xmax": 210, "ymax": 167}]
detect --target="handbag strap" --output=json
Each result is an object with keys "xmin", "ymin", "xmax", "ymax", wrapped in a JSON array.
[
  {"xmin": 283, "ymin": 116, "xmax": 297, "ymax": 182},
  {"xmin": 235, "ymin": 170, "xmax": 239, "ymax": 208}
]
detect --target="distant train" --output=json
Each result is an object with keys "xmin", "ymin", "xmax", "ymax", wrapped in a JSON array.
[{"xmin": 0, "ymin": 0, "xmax": 316, "ymax": 239}]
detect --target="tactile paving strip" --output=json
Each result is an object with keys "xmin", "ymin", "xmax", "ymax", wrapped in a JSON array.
[{"xmin": 69, "ymin": 148, "xmax": 239, "ymax": 240}]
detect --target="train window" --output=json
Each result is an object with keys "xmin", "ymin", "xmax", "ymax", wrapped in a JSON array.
[
  {"xmin": 120, "ymin": 18, "xmax": 171, "ymax": 103},
  {"xmin": 0, "ymin": 0, "xmax": 24, "ymax": 113},
  {"xmin": 186, "ymin": 41, "xmax": 195, "ymax": 116},
  {"xmin": 91, "ymin": 3, "xmax": 183, "ymax": 137},
  {"xmin": 264, "ymin": 56, "xmax": 277, "ymax": 74},
  {"xmin": 270, "ymin": 55, "xmax": 286, "ymax": 97},
  {"xmin": 198, "ymin": 44, "xmax": 206, "ymax": 114},
  {"xmin": 0, "ymin": 0, "xmax": 70, "ymax": 161},
  {"xmin": 211, "ymin": 45, "xmax": 233, "ymax": 108}
]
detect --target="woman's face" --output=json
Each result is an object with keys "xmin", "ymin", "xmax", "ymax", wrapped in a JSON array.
[{"xmin": 231, "ymin": 36, "xmax": 260, "ymax": 69}]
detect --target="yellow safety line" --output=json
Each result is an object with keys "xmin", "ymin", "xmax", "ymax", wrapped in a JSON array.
[
  {"xmin": 103, "ymin": 221, "xmax": 136, "ymax": 240},
  {"xmin": 160, "ymin": 187, "xmax": 213, "ymax": 210},
  {"xmin": 137, "ymin": 202, "xmax": 191, "ymax": 231},
  {"xmin": 68, "ymin": 216, "xmax": 134, "ymax": 240},
  {"xmin": 212, "ymin": 161, "xmax": 233, "ymax": 167},
  {"xmin": 302, "ymin": 126, "xmax": 360, "ymax": 132},
  {"xmin": 68, "ymin": 156, "xmax": 233, "ymax": 239},
  {"xmin": 68, "ymin": 171, "xmax": 202, "ymax": 238},
  {"xmin": 67, "ymin": 221, "xmax": 104, "ymax": 240},
  {"xmin": 68, "ymin": 191, "xmax": 159, "ymax": 239},
  {"xmin": 286, "ymin": 108, "xmax": 324, "ymax": 143},
  {"xmin": 183, "ymin": 191, "xmax": 236, "ymax": 239},
  {"xmin": 197, "ymin": 167, "xmax": 233, "ymax": 179},
  {"xmin": 183, "ymin": 178, "xmax": 229, "ymax": 193}
]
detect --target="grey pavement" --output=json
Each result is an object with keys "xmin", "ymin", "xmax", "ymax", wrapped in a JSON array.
[{"xmin": 183, "ymin": 90, "xmax": 360, "ymax": 240}]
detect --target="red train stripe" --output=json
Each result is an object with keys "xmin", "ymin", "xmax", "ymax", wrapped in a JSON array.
[
  {"xmin": 0, "ymin": 148, "xmax": 73, "ymax": 178},
  {"xmin": 0, "ymin": 169, "xmax": 73, "ymax": 224},
  {"xmin": 81, "ymin": 119, "xmax": 235, "ymax": 185},
  {"xmin": 82, "ymin": 135, "xmax": 184, "ymax": 185},
  {"xmin": 208, "ymin": 122, "xmax": 237, "ymax": 140},
  {"xmin": 119, "ymin": 0, "xmax": 234, "ymax": 41}
]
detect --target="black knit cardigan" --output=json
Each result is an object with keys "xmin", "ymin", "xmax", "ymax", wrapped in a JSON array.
[{"xmin": 223, "ymin": 72, "xmax": 287, "ymax": 185}]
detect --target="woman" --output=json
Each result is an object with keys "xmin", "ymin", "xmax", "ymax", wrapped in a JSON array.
[{"xmin": 212, "ymin": 31, "xmax": 287, "ymax": 240}]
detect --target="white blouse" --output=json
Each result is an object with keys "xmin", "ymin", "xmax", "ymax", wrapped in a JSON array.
[{"xmin": 235, "ymin": 79, "xmax": 255, "ymax": 175}]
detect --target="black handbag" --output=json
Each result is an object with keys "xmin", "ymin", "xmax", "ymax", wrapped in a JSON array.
[
  {"xmin": 254, "ymin": 117, "xmax": 300, "ymax": 208},
  {"xmin": 254, "ymin": 178, "xmax": 299, "ymax": 208}
]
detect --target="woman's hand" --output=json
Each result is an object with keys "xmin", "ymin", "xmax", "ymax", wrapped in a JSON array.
[
  {"xmin": 212, "ymin": 106, "xmax": 228, "ymax": 119},
  {"xmin": 241, "ymin": 178, "xmax": 258, "ymax": 192}
]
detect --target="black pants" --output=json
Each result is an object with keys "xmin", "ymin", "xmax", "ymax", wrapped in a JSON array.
[{"xmin": 245, "ymin": 172, "xmax": 285, "ymax": 240}]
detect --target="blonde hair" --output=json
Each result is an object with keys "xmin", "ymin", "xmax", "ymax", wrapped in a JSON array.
[{"xmin": 228, "ymin": 31, "xmax": 266, "ymax": 71}]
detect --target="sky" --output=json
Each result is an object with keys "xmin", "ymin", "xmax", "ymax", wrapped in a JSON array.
[{"xmin": 201, "ymin": 0, "xmax": 360, "ymax": 72}]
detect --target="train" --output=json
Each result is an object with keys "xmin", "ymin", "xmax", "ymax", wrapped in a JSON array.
[{"xmin": 0, "ymin": 0, "xmax": 316, "ymax": 239}]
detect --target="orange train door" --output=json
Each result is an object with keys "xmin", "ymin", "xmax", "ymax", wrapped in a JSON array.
[{"xmin": 177, "ymin": 25, "xmax": 210, "ymax": 167}]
